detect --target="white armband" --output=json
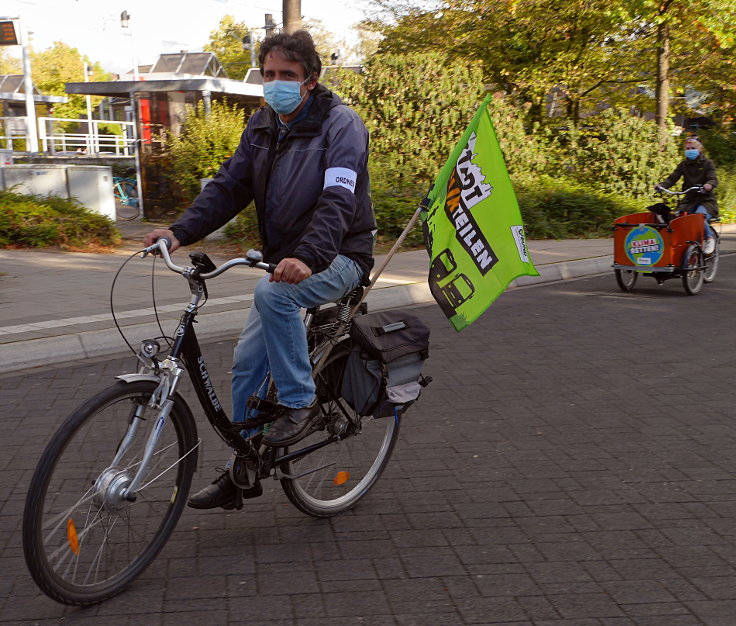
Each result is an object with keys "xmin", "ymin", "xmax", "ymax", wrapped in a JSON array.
[{"xmin": 324, "ymin": 167, "xmax": 357, "ymax": 193}]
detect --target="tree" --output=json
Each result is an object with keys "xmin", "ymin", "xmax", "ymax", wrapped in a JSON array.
[
  {"xmin": 366, "ymin": 0, "xmax": 638, "ymax": 125},
  {"xmin": 203, "ymin": 15, "xmax": 254, "ymax": 80},
  {"xmin": 0, "ymin": 48, "xmax": 21, "ymax": 74},
  {"xmin": 31, "ymin": 42, "xmax": 112, "ymax": 123},
  {"xmin": 614, "ymin": 0, "xmax": 736, "ymax": 144}
]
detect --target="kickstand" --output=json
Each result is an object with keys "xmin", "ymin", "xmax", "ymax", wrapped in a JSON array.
[{"xmin": 233, "ymin": 488, "xmax": 244, "ymax": 510}]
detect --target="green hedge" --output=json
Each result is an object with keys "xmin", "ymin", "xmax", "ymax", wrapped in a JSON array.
[
  {"xmin": 0, "ymin": 190, "xmax": 120, "ymax": 248},
  {"xmin": 516, "ymin": 177, "xmax": 643, "ymax": 239}
]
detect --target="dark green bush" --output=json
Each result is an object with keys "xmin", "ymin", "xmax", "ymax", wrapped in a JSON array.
[
  {"xmin": 0, "ymin": 190, "xmax": 120, "ymax": 249},
  {"xmin": 516, "ymin": 177, "xmax": 643, "ymax": 239}
]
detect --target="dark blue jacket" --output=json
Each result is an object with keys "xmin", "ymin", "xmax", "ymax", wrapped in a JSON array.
[{"xmin": 170, "ymin": 84, "xmax": 375, "ymax": 276}]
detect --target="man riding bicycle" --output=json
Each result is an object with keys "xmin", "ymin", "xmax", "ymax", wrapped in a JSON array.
[
  {"xmin": 655, "ymin": 137, "xmax": 719, "ymax": 255},
  {"xmin": 144, "ymin": 30, "xmax": 375, "ymax": 510}
]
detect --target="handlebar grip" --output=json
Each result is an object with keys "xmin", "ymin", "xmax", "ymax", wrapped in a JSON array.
[{"xmin": 158, "ymin": 236, "xmax": 172, "ymax": 250}]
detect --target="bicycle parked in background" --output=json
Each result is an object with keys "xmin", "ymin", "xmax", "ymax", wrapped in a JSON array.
[{"xmin": 113, "ymin": 174, "xmax": 140, "ymax": 221}]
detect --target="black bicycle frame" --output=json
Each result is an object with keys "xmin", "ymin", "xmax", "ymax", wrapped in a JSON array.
[{"xmin": 166, "ymin": 307, "xmax": 344, "ymax": 471}]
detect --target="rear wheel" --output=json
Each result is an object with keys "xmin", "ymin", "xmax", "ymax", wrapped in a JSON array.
[
  {"xmin": 704, "ymin": 236, "xmax": 720, "ymax": 283},
  {"xmin": 615, "ymin": 268, "xmax": 638, "ymax": 292},
  {"xmin": 23, "ymin": 381, "xmax": 198, "ymax": 605},
  {"xmin": 280, "ymin": 344, "xmax": 400, "ymax": 518},
  {"xmin": 682, "ymin": 244, "xmax": 704, "ymax": 295}
]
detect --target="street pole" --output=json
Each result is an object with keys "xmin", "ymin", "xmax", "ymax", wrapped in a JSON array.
[
  {"xmin": 282, "ymin": 0, "xmax": 301, "ymax": 33},
  {"xmin": 264, "ymin": 14, "xmax": 276, "ymax": 38},
  {"xmin": 83, "ymin": 62, "xmax": 96, "ymax": 154},
  {"xmin": 19, "ymin": 20, "xmax": 38, "ymax": 152},
  {"xmin": 250, "ymin": 29, "xmax": 256, "ymax": 68}
]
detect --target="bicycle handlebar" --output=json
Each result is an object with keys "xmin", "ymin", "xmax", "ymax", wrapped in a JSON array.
[
  {"xmin": 656, "ymin": 185, "xmax": 704, "ymax": 196},
  {"xmin": 142, "ymin": 238, "xmax": 276, "ymax": 278}
]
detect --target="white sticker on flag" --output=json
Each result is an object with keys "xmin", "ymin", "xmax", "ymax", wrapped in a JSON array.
[
  {"xmin": 510, "ymin": 225, "xmax": 530, "ymax": 263},
  {"xmin": 324, "ymin": 167, "xmax": 357, "ymax": 193}
]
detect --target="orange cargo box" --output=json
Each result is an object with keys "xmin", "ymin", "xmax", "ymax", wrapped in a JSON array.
[{"xmin": 613, "ymin": 212, "xmax": 704, "ymax": 270}]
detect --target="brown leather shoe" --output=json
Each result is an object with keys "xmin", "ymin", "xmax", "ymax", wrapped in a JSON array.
[{"xmin": 262, "ymin": 403, "xmax": 320, "ymax": 447}]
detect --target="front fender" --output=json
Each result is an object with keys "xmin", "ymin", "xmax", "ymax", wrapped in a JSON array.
[{"xmin": 115, "ymin": 373, "xmax": 161, "ymax": 384}]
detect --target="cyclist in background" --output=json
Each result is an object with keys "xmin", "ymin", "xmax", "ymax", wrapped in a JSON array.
[
  {"xmin": 144, "ymin": 30, "xmax": 375, "ymax": 510},
  {"xmin": 655, "ymin": 137, "xmax": 719, "ymax": 254}
]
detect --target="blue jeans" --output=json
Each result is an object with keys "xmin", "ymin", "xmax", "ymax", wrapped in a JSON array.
[
  {"xmin": 231, "ymin": 254, "xmax": 362, "ymax": 425},
  {"xmin": 694, "ymin": 205, "xmax": 715, "ymax": 239}
]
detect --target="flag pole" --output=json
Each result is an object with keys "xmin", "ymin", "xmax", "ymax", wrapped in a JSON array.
[{"xmin": 350, "ymin": 204, "xmax": 423, "ymax": 315}]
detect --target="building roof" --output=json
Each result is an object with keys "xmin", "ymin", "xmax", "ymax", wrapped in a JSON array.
[
  {"xmin": 66, "ymin": 77, "xmax": 262, "ymax": 99},
  {"xmin": 66, "ymin": 52, "xmax": 262, "ymax": 99},
  {"xmin": 0, "ymin": 74, "xmax": 67, "ymax": 103}
]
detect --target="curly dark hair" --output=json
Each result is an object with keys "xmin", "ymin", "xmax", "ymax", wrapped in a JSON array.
[{"xmin": 259, "ymin": 30, "xmax": 322, "ymax": 80}]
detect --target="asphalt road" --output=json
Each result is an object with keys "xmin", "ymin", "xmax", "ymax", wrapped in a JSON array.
[{"xmin": 3, "ymin": 256, "xmax": 736, "ymax": 625}]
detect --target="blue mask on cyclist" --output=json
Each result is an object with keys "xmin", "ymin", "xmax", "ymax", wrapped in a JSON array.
[
  {"xmin": 263, "ymin": 78, "xmax": 309, "ymax": 115},
  {"xmin": 685, "ymin": 148, "xmax": 700, "ymax": 160}
]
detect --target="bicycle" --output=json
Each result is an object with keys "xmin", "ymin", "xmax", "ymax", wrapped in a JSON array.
[
  {"xmin": 113, "ymin": 175, "xmax": 140, "ymax": 221},
  {"xmin": 23, "ymin": 239, "xmax": 428, "ymax": 606},
  {"xmin": 612, "ymin": 185, "xmax": 720, "ymax": 295}
]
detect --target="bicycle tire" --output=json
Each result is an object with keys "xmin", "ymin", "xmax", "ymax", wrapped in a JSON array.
[
  {"xmin": 23, "ymin": 380, "xmax": 198, "ymax": 606},
  {"xmin": 614, "ymin": 268, "xmax": 638, "ymax": 292},
  {"xmin": 280, "ymin": 343, "xmax": 400, "ymax": 518},
  {"xmin": 704, "ymin": 237, "xmax": 719, "ymax": 283},
  {"xmin": 682, "ymin": 244, "xmax": 704, "ymax": 295}
]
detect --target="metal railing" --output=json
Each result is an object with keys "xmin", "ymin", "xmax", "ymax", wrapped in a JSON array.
[
  {"xmin": 37, "ymin": 117, "xmax": 136, "ymax": 156},
  {"xmin": 0, "ymin": 116, "xmax": 29, "ymax": 151}
]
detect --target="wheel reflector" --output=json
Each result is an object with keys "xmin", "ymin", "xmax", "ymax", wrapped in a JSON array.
[
  {"xmin": 67, "ymin": 518, "xmax": 80, "ymax": 554},
  {"xmin": 334, "ymin": 471, "xmax": 350, "ymax": 485}
]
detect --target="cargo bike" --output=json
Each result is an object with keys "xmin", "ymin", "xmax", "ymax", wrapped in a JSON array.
[{"xmin": 612, "ymin": 185, "xmax": 720, "ymax": 295}]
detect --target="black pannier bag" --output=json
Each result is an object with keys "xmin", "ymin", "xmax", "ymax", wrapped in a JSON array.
[{"xmin": 342, "ymin": 310, "xmax": 430, "ymax": 417}]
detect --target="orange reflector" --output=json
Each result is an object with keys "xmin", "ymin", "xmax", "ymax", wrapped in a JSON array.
[
  {"xmin": 67, "ymin": 518, "xmax": 80, "ymax": 554},
  {"xmin": 333, "ymin": 471, "xmax": 350, "ymax": 486}
]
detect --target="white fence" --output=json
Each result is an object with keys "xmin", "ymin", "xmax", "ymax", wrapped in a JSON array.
[
  {"xmin": 0, "ymin": 116, "xmax": 29, "ymax": 151},
  {"xmin": 38, "ymin": 117, "xmax": 136, "ymax": 156}
]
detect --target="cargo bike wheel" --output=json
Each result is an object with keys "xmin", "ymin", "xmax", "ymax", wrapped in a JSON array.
[
  {"xmin": 682, "ymin": 244, "xmax": 704, "ymax": 295},
  {"xmin": 704, "ymin": 237, "xmax": 719, "ymax": 283},
  {"xmin": 22, "ymin": 381, "xmax": 198, "ymax": 606},
  {"xmin": 280, "ymin": 343, "xmax": 401, "ymax": 518},
  {"xmin": 615, "ymin": 268, "xmax": 638, "ymax": 292}
]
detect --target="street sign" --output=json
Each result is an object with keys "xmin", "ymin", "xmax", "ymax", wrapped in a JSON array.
[{"xmin": 0, "ymin": 19, "xmax": 20, "ymax": 46}]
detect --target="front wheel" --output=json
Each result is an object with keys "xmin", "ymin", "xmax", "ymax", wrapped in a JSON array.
[
  {"xmin": 615, "ymin": 268, "xmax": 638, "ymax": 292},
  {"xmin": 280, "ymin": 344, "xmax": 400, "ymax": 518},
  {"xmin": 682, "ymin": 244, "xmax": 704, "ymax": 295},
  {"xmin": 704, "ymin": 237, "xmax": 720, "ymax": 283},
  {"xmin": 23, "ymin": 381, "xmax": 198, "ymax": 606}
]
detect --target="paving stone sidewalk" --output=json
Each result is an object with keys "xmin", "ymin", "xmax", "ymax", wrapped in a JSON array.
[{"xmin": 3, "ymin": 256, "xmax": 736, "ymax": 624}]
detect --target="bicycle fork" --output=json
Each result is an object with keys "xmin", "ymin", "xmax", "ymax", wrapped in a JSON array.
[{"xmin": 119, "ymin": 362, "xmax": 187, "ymax": 502}]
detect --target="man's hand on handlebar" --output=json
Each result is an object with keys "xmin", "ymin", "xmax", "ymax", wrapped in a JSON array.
[
  {"xmin": 703, "ymin": 183, "xmax": 713, "ymax": 192},
  {"xmin": 271, "ymin": 258, "xmax": 312, "ymax": 284},
  {"xmin": 143, "ymin": 229, "xmax": 181, "ymax": 253}
]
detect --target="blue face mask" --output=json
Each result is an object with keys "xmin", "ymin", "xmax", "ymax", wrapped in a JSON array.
[
  {"xmin": 685, "ymin": 148, "xmax": 700, "ymax": 160},
  {"xmin": 263, "ymin": 78, "xmax": 308, "ymax": 115}
]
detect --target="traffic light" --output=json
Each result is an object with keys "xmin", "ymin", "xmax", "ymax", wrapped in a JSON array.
[
  {"xmin": 0, "ymin": 19, "xmax": 20, "ymax": 46},
  {"xmin": 242, "ymin": 34, "xmax": 251, "ymax": 51}
]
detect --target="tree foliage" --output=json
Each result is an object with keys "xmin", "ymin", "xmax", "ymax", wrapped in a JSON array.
[
  {"xmin": 30, "ymin": 42, "xmax": 112, "ymax": 124},
  {"xmin": 363, "ymin": 0, "xmax": 736, "ymax": 127},
  {"xmin": 203, "ymin": 15, "xmax": 255, "ymax": 80}
]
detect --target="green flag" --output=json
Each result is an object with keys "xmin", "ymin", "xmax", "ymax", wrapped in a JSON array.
[{"xmin": 421, "ymin": 95, "xmax": 539, "ymax": 331}]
